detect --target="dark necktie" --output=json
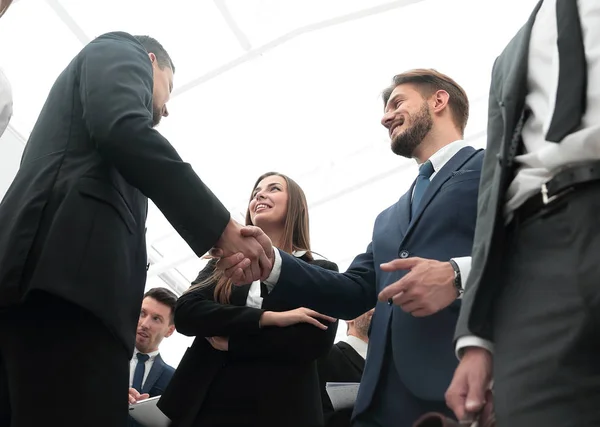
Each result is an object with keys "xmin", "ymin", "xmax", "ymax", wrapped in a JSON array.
[
  {"xmin": 545, "ymin": 0, "xmax": 587, "ymax": 142},
  {"xmin": 411, "ymin": 160, "xmax": 434, "ymax": 217},
  {"xmin": 132, "ymin": 353, "xmax": 150, "ymax": 391}
]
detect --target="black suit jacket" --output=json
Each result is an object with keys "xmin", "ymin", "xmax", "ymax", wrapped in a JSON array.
[
  {"xmin": 129, "ymin": 354, "xmax": 175, "ymax": 427},
  {"xmin": 0, "ymin": 32, "xmax": 230, "ymax": 355},
  {"xmin": 455, "ymin": 1, "xmax": 543, "ymax": 343},
  {"xmin": 158, "ymin": 256, "xmax": 339, "ymax": 427},
  {"xmin": 317, "ymin": 341, "xmax": 365, "ymax": 427}
]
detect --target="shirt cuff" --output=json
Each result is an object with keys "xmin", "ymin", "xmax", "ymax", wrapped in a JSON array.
[
  {"xmin": 455, "ymin": 336, "xmax": 494, "ymax": 359},
  {"xmin": 451, "ymin": 256, "xmax": 471, "ymax": 289},
  {"xmin": 263, "ymin": 248, "xmax": 282, "ymax": 292}
]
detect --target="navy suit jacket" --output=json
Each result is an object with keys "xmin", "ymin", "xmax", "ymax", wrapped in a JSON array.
[
  {"xmin": 269, "ymin": 146, "xmax": 484, "ymax": 420},
  {"xmin": 129, "ymin": 354, "xmax": 175, "ymax": 427}
]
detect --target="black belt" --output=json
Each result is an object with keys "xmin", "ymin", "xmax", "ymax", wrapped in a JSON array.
[{"xmin": 516, "ymin": 161, "xmax": 600, "ymax": 223}]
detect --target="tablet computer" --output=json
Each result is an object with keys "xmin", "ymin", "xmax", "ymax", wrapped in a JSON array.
[{"xmin": 129, "ymin": 396, "xmax": 171, "ymax": 427}]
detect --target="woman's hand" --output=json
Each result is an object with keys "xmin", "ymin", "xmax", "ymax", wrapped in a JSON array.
[
  {"xmin": 206, "ymin": 336, "xmax": 229, "ymax": 351},
  {"xmin": 260, "ymin": 308, "xmax": 336, "ymax": 330}
]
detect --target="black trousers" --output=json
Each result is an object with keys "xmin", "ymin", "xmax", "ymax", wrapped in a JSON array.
[
  {"xmin": 492, "ymin": 183, "xmax": 600, "ymax": 426},
  {"xmin": 0, "ymin": 291, "xmax": 130, "ymax": 427}
]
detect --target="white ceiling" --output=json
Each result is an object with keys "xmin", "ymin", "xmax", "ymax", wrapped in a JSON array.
[{"xmin": 0, "ymin": 0, "xmax": 539, "ymax": 364}]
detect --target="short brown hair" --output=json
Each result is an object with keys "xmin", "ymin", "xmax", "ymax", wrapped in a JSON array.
[
  {"xmin": 382, "ymin": 68, "xmax": 469, "ymax": 135},
  {"xmin": 144, "ymin": 287, "xmax": 178, "ymax": 324}
]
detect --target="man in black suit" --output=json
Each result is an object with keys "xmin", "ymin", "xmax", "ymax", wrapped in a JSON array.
[
  {"xmin": 0, "ymin": 32, "xmax": 271, "ymax": 427},
  {"xmin": 128, "ymin": 288, "xmax": 178, "ymax": 427},
  {"xmin": 446, "ymin": 1, "xmax": 600, "ymax": 426},
  {"xmin": 318, "ymin": 309, "xmax": 373, "ymax": 427}
]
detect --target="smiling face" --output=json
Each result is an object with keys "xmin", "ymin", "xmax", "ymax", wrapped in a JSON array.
[
  {"xmin": 248, "ymin": 175, "xmax": 289, "ymax": 230},
  {"xmin": 381, "ymin": 83, "xmax": 433, "ymax": 158}
]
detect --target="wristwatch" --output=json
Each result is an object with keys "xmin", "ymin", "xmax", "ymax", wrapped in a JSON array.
[{"xmin": 448, "ymin": 259, "xmax": 463, "ymax": 297}]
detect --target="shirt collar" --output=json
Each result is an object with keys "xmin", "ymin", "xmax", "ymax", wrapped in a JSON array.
[
  {"xmin": 422, "ymin": 139, "xmax": 468, "ymax": 174},
  {"xmin": 133, "ymin": 347, "xmax": 160, "ymax": 361},
  {"xmin": 343, "ymin": 335, "xmax": 368, "ymax": 359}
]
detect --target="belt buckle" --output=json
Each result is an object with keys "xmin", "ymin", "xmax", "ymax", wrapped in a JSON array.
[
  {"xmin": 541, "ymin": 183, "xmax": 573, "ymax": 205},
  {"xmin": 541, "ymin": 183, "xmax": 557, "ymax": 205}
]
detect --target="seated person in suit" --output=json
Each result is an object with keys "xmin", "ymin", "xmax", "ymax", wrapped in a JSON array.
[
  {"xmin": 128, "ymin": 287, "xmax": 177, "ymax": 427},
  {"xmin": 318, "ymin": 309, "xmax": 373, "ymax": 427},
  {"xmin": 158, "ymin": 172, "xmax": 338, "ymax": 427}
]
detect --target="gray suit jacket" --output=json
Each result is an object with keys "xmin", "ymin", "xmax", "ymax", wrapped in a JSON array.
[{"xmin": 455, "ymin": 1, "xmax": 543, "ymax": 343}]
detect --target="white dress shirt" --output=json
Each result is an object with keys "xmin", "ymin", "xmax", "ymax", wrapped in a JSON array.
[
  {"xmin": 266, "ymin": 139, "xmax": 474, "ymax": 298},
  {"xmin": 0, "ymin": 68, "xmax": 12, "ymax": 138},
  {"xmin": 343, "ymin": 335, "xmax": 368, "ymax": 360},
  {"xmin": 129, "ymin": 348, "xmax": 160, "ymax": 390},
  {"xmin": 505, "ymin": 0, "xmax": 600, "ymax": 214},
  {"xmin": 457, "ymin": 0, "xmax": 600, "ymax": 357},
  {"xmin": 248, "ymin": 250, "xmax": 307, "ymax": 307}
]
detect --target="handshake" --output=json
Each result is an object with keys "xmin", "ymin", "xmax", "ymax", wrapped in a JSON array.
[{"xmin": 210, "ymin": 219, "xmax": 275, "ymax": 284}]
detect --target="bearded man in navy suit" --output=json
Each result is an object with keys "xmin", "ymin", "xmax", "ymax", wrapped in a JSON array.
[{"xmin": 216, "ymin": 68, "xmax": 484, "ymax": 426}]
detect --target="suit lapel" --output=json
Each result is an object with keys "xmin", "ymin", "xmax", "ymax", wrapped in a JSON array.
[
  {"xmin": 142, "ymin": 354, "xmax": 164, "ymax": 395},
  {"xmin": 407, "ymin": 146, "xmax": 478, "ymax": 234},
  {"xmin": 499, "ymin": 0, "xmax": 543, "ymax": 163},
  {"xmin": 338, "ymin": 342, "xmax": 365, "ymax": 372},
  {"xmin": 397, "ymin": 181, "xmax": 415, "ymax": 238}
]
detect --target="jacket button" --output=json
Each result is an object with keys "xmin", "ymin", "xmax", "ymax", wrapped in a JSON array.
[{"xmin": 399, "ymin": 250, "xmax": 410, "ymax": 258}]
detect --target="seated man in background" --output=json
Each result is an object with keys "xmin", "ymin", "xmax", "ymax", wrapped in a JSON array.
[
  {"xmin": 318, "ymin": 309, "xmax": 373, "ymax": 427},
  {"xmin": 128, "ymin": 288, "xmax": 177, "ymax": 427}
]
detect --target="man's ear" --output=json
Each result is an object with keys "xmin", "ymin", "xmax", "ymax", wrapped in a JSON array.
[
  {"xmin": 431, "ymin": 89, "xmax": 450, "ymax": 115},
  {"xmin": 165, "ymin": 324, "xmax": 175, "ymax": 338}
]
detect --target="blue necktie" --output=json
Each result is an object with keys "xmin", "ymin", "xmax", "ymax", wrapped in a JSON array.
[
  {"xmin": 132, "ymin": 353, "xmax": 150, "ymax": 391},
  {"xmin": 411, "ymin": 160, "xmax": 434, "ymax": 217}
]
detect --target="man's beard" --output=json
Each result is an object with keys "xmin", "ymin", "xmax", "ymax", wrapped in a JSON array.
[
  {"xmin": 390, "ymin": 102, "xmax": 433, "ymax": 158},
  {"xmin": 152, "ymin": 105, "xmax": 162, "ymax": 127}
]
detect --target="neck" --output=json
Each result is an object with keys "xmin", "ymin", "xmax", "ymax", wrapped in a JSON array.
[
  {"xmin": 263, "ymin": 227, "xmax": 285, "ymax": 252},
  {"xmin": 413, "ymin": 127, "xmax": 462, "ymax": 164}
]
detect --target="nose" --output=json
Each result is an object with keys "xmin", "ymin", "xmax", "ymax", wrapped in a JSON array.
[
  {"xmin": 163, "ymin": 105, "xmax": 169, "ymax": 117},
  {"xmin": 381, "ymin": 110, "xmax": 394, "ymax": 129},
  {"xmin": 255, "ymin": 190, "xmax": 267, "ymax": 201}
]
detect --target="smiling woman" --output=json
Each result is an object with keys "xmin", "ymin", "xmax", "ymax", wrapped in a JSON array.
[{"xmin": 158, "ymin": 171, "xmax": 340, "ymax": 427}]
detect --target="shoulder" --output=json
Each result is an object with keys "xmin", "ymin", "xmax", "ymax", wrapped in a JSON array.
[
  {"xmin": 81, "ymin": 31, "xmax": 149, "ymax": 64},
  {"xmin": 305, "ymin": 255, "xmax": 339, "ymax": 273},
  {"xmin": 191, "ymin": 258, "xmax": 218, "ymax": 286}
]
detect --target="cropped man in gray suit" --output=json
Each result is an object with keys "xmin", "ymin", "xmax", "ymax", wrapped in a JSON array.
[{"xmin": 446, "ymin": 1, "xmax": 600, "ymax": 426}]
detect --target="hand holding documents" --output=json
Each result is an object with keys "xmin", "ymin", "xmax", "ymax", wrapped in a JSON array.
[
  {"xmin": 129, "ymin": 396, "xmax": 171, "ymax": 427},
  {"xmin": 326, "ymin": 382, "xmax": 360, "ymax": 411}
]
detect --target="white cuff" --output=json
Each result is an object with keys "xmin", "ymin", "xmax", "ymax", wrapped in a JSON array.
[
  {"xmin": 263, "ymin": 248, "xmax": 282, "ymax": 292},
  {"xmin": 451, "ymin": 256, "xmax": 471, "ymax": 290},
  {"xmin": 455, "ymin": 335, "xmax": 494, "ymax": 359}
]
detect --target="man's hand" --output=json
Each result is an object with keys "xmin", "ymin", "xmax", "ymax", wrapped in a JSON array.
[
  {"xmin": 128, "ymin": 388, "xmax": 149, "ymax": 405},
  {"xmin": 213, "ymin": 225, "xmax": 275, "ymax": 284},
  {"xmin": 377, "ymin": 257, "xmax": 457, "ymax": 316},
  {"xmin": 206, "ymin": 336, "xmax": 229, "ymax": 351},
  {"xmin": 212, "ymin": 220, "xmax": 274, "ymax": 283},
  {"xmin": 445, "ymin": 347, "xmax": 493, "ymax": 422}
]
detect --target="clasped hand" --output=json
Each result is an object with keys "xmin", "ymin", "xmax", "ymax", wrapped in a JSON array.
[
  {"xmin": 211, "ymin": 219, "xmax": 275, "ymax": 284},
  {"xmin": 377, "ymin": 257, "xmax": 458, "ymax": 317}
]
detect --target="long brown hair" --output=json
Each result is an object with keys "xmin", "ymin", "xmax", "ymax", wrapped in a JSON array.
[{"xmin": 191, "ymin": 172, "xmax": 312, "ymax": 303}]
